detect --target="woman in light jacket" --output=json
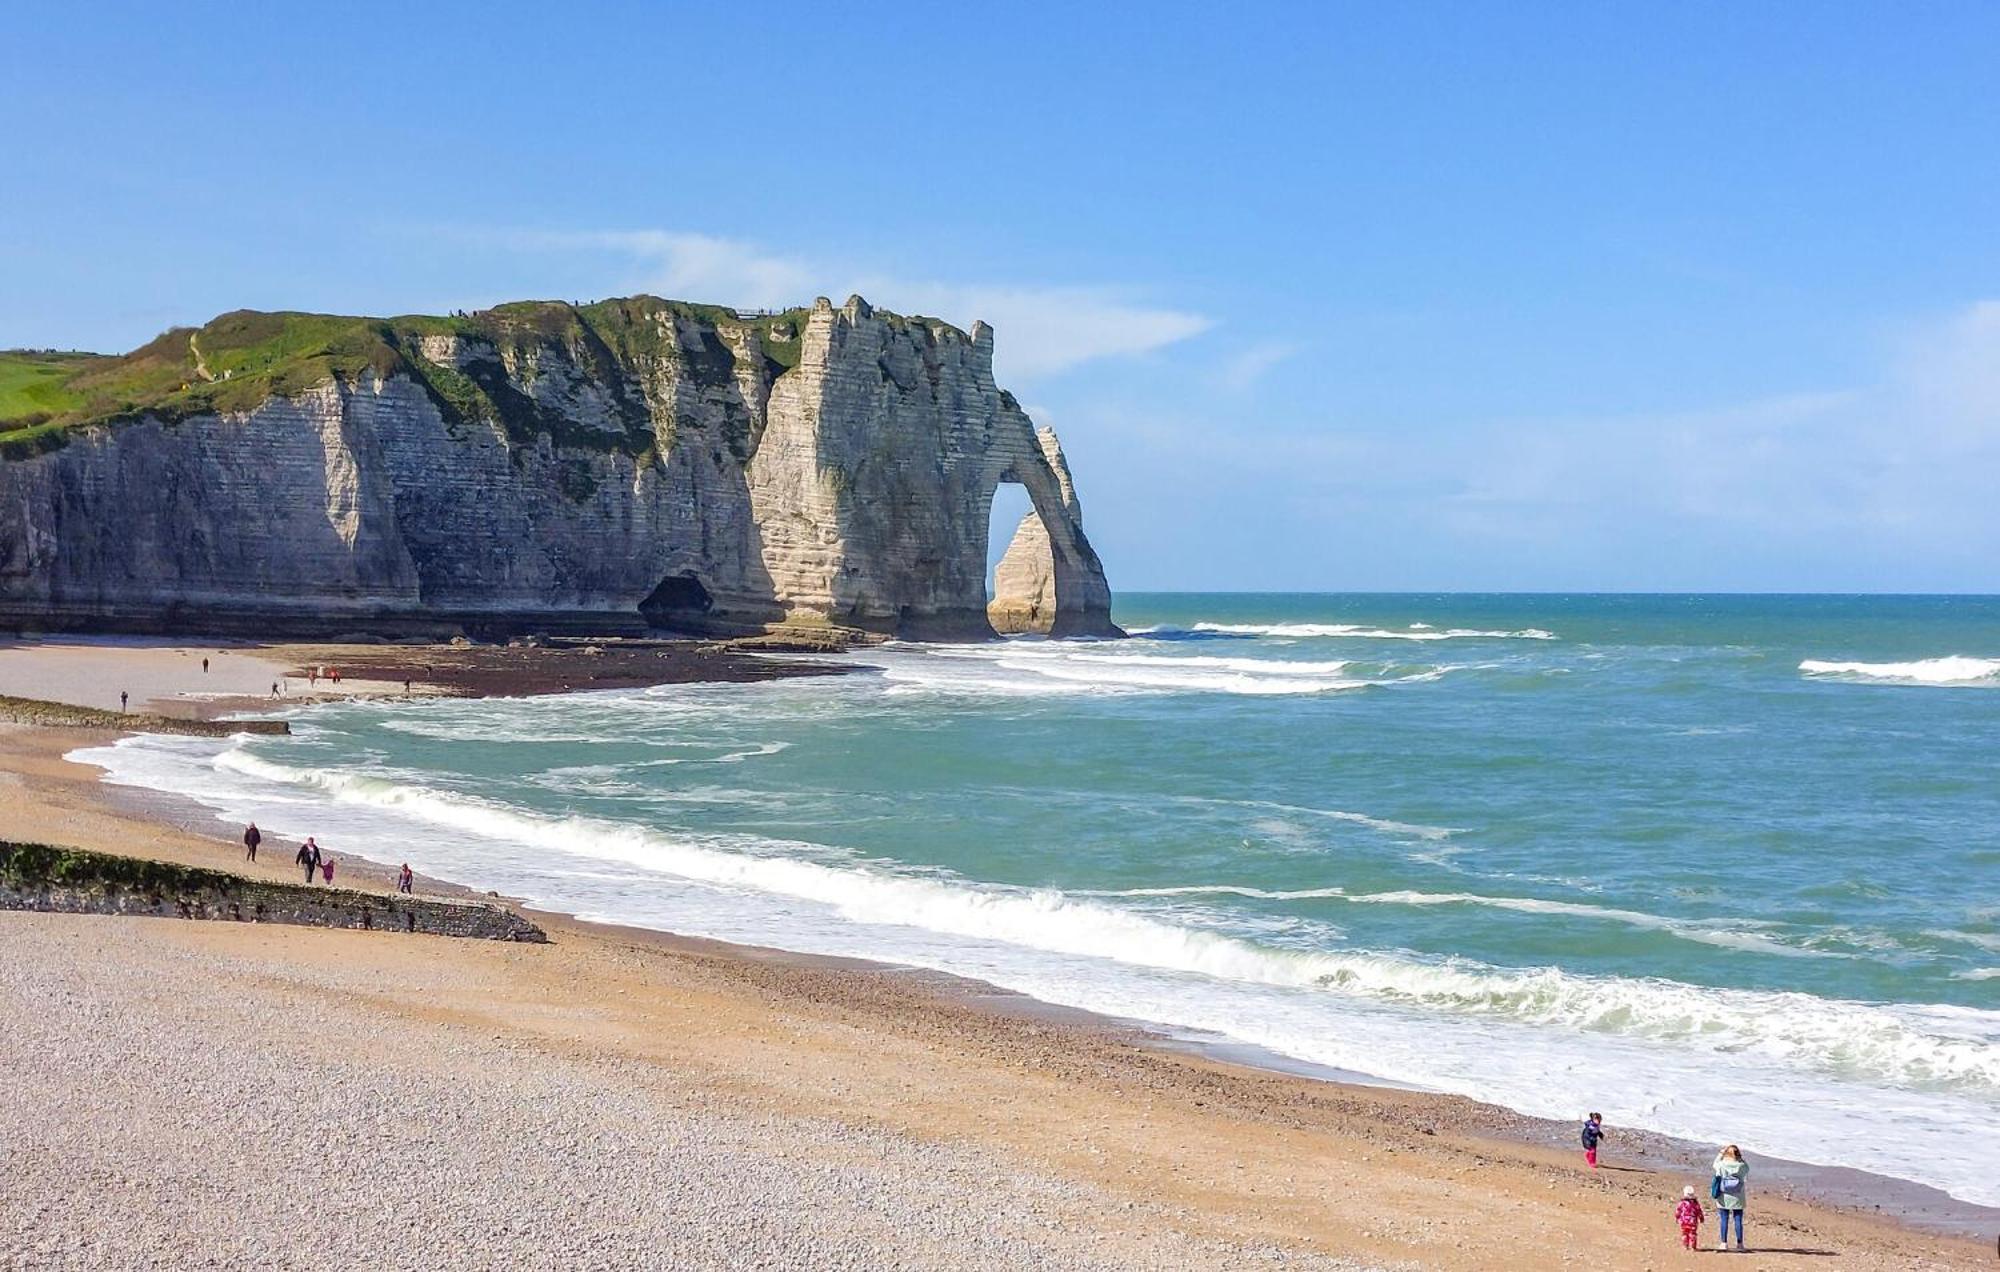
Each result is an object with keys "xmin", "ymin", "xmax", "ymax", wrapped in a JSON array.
[{"xmin": 1710, "ymin": 1144, "xmax": 1748, "ymax": 1251}]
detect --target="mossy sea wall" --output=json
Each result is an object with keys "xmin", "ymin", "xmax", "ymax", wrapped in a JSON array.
[
  {"xmin": 0, "ymin": 841, "xmax": 546, "ymax": 942},
  {"xmin": 0, "ymin": 693, "xmax": 289, "ymax": 736}
]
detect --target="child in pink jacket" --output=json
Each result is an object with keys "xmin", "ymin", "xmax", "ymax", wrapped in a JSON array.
[{"xmin": 1674, "ymin": 1185, "xmax": 1705, "ymax": 1250}]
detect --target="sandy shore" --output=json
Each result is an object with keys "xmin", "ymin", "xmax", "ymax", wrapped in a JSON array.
[
  {"xmin": 0, "ymin": 634, "xmax": 843, "ymax": 722},
  {"xmin": 0, "ymin": 693, "xmax": 1992, "ymax": 1265}
]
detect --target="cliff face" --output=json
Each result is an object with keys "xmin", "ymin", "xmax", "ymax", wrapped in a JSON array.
[{"xmin": 0, "ymin": 296, "xmax": 1121, "ymax": 641}]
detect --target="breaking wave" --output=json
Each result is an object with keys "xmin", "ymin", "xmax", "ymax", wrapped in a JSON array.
[
  {"xmin": 174, "ymin": 747, "xmax": 2000, "ymax": 1095},
  {"xmin": 1135, "ymin": 621, "xmax": 1557, "ymax": 641},
  {"xmin": 868, "ymin": 642, "xmax": 1454, "ymax": 697},
  {"xmin": 1800, "ymin": 656, "xmax": 2000, "ymax": 687},
  {"xmin": 1094, "ymin": 885, "xmax": 1827, "ymax": 958}
]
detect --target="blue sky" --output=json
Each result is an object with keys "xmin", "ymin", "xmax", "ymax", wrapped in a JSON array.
[{"xmin": 6, "ymin": 2, "xmax": 1998, "ymax": 590}]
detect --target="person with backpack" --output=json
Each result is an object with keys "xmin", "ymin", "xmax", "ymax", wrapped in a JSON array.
[
  {"xmin": 1580, "ymin": 1112, "xmax": 1606, "ymax": 1168},
  {"xmin": 1710, "ymin": 1144, "xmax": 1748, "ymax": 1251}
]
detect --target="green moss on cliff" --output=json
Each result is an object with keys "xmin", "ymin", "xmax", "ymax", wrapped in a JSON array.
[{"xmin": 0, "ymin": 295, "xmax": 937, "ymax": 460}]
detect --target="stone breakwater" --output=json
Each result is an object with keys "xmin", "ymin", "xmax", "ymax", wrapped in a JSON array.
[
  {"xmin": 0, "ymin": 842, "xmax": 545, "ymax": 942},
  {"xmin": 0, "ymin": 295, "xmax": 1120, "ymax": 642},
  {"xmin": 0, "ymin": 693, "xmax": 290, "ymax": 736}
]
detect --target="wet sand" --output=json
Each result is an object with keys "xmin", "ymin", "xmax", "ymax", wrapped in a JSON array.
[{"xmin": 0, "ymin": 634, "xmax": 846, "ymax": 723}]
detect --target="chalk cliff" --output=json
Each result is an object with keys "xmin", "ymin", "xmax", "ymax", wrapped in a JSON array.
[{"xmin": 0, "ymin": 296, "xmax": 1122, "ymax": 641}]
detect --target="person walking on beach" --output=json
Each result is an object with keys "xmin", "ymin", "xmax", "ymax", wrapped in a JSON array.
[
  {"xmin": 242, "ymin": 822, "xmax": 261, "ymax": 862},
  {"xmin": 1710, "ymin": 1144, "xmax": 1748, "ymax": 1251},
  {"xmin": 1674, "ymin": 1184, "xmax": 1705, "ymax": 1250},
  {"xmin": 320, "ymin": 855, "xmax": 335, "ymax": 885},
  {"xmin": 119, "ymin": 690, "xmax": 128, "ymax": 712},
  {"xmin": 397, "ymin": 863, "xmax": 413, "ymax": 894},
  {"xmin": 296, "ymin": 837, "xmax": 321, "ymax": 884},
  {"xmin": 202, "ymin": 656, "xmax": 209, "ymax": 673},
  {"xmin": 1580, "ymin": 1112, "xmax": 1606, "ymax": 1169}
]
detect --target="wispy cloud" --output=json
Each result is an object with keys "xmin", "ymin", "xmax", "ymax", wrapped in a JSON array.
[
  {"xmin": 462, "ymin": 227, "xmax": 1210, "ymax": 381},
  {"xmin": 1077, "ymin": 300, "xmax": 2000, "ymax": 587},
  {"xmin": 1211, "ymin": 340, "xmax": 1300, "ymax": 391}
]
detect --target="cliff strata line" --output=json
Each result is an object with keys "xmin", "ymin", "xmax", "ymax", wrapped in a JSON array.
[{"xmin": 0, "ymin": 295, "xmax": 1121, "ymax": 641}]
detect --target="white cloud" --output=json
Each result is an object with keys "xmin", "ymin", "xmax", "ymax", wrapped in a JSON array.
[{"xmin": 471, "ymin": 227, "xmax": 1209, "ymax": 381}]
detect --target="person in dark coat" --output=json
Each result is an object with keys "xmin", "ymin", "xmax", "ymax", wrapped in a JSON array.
[
  {"xmin": 242, "ymin": 823, "xmax": 261, "ymax": 862},
  {"xmin": 1580, "ymin": 1112, "xmax": 1606, "ymax": 1168},
  {"xmin": 295, "ymin": 837, "xmax": 321, "ymax": 884}
]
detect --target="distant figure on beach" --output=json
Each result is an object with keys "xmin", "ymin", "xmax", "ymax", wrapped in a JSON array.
[
  {"xmin": 309, "ymin": 666, "xmax": 319, "ymax": 687},
  {"xmin": 403, "ymin": 678, "xmax": 411, "ymax": 695},
  {"xmin": 271, "ymin": 681, "xmax": 280, "ymax": 698},
  {"xmin": 321, "ymin": 856, "xmax": 335, "ymax": 885},
  {"xmin": 1710, "ymin": 1144, "xmax": 1748, "ymax": 1251},
  {"xmin": 1580, "ymin": 1112, "xmax": 1605, "ymax": 1168},
  {"xmin": 1674, "ymin": 1184, "xmax": 1705, "ymax": 1250},
  {"xmin": 329, "ymin": 666, "xmax": 341, "ymax": 685},
  {"xmin": 296, "ymin": 837, "xmax": 321, "ymax": 883},
  {"xmin": 202, "ymin": 657, "xmax": 209, "ymax": 673},
  {"xmin": 242, "ymin": 822, "xmax": 261, "ymax": 862},
  {"xmin": 398, "ymin": 863, "xmax": 413, "ymax": 894},
  {"xmin": 119, "ymin": 690, "xmax": 128, "ymax": 712}
]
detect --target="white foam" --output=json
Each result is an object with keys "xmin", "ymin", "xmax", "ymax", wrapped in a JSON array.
[
  {"xmin": 1800, "ymin": 656, "xmax": 2000, "ymax": 687},
  {"xmin": 1171, "ymin": 795, "xmax": 1457, "ymax": 842},
  {"xmin": 1096, "ymin": 884, "xmax": 1354, "ymax": 901},
  {"xmin": 129, "ymin": 745, "xmax": 2000, "ymax": 1094},
  {"xmin": 860, "ymin": 643, "xmax": 1436, "ymax": 698},
  {"xmin": 69, "ymin": 731, "xmax": 2000, "ymax": 1207},
  {"xmin": 1096, "ymin": 885, "xmax": 1828, "ymax": 959},
  {"xmin": 1340, "ymin": 890, "xmax": 1829, "ymax": 958},
  {"xmin": 1178, "ymin": 622, "xmax": 1557, "ymax": 641}
]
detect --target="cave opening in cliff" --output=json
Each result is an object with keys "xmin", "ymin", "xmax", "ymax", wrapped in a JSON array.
[
  {"xmin": 639, "ymin": 572, "xmax": 714, "ymax": 633},
  {"xmin": 986, "ymin": 481, "xmax": 1059, "ymax": 635}
]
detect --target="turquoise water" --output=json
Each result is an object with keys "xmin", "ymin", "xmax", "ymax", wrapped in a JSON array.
[{"xmin": 84, "ymin": 594, "xmax": 2000, "ymax": 1203}]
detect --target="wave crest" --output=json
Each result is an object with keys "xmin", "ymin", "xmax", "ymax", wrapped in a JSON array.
[
  {"xmin": 1800, "ymin": 656, "xmax": 2000, "ymax": 687},
  {"xmin": 193, "ymin": 748, "xmax": 2000, "ymax": 1094},
  {"xmin": 1141, "ymin": 622, "xmax": 1557, "ymax": 641}
]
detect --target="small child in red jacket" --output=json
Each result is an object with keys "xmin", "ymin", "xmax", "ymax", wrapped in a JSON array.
[{"xmin": 1675, "ymin": 1185, "xmax": 1706, "ymax": 1250}]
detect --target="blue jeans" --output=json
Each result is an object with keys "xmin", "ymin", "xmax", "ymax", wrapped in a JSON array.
[{"xmin": 1717, "ymin": 1209, "xmax": 1743, "ymax": 1244}]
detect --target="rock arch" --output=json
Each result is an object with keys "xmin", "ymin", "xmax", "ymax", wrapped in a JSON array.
[{"xmin": 989, "ymin": 428, "xmax": 1091, "ymax": 636}]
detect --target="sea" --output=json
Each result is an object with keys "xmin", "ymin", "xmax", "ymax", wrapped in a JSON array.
[{"xmin": 76, "ymin": 594, "xmax": 2000, "ymax": 1207}]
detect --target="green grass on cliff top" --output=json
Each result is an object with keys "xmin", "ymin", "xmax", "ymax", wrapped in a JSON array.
[{"xmin": 0, "ymin": 296, "xmax": 970, "ymax": 459}]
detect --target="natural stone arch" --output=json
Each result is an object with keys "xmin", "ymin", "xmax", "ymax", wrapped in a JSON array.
[
  {"xmin": 986, "ymin": 427, "xmax": 1110, "ymax": 637},
  {"xmin": 744, "ymin": 298, "xmax": 1120, "ymax": 641},
  {"xmin": 988, "ymin": 443, "xmax": 1065, "ymax": 635}
]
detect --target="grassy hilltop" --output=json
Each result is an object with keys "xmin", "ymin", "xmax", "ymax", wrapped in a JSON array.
[{"xmin": 0, "ymin": 296, "xmax": 956, "ymax": 460}]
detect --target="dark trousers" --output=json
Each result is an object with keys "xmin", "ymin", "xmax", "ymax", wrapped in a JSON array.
[{"xmin": 303, "ymin": 862, "xmax": 315, "ymax": 882}]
